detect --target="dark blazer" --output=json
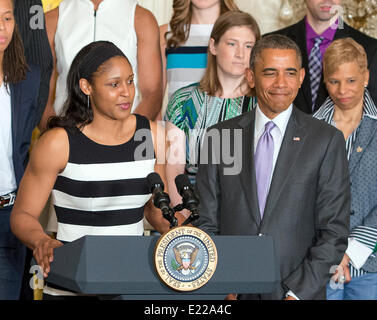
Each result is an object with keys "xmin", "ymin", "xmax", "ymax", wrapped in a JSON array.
[
  {"xmin": 9, "ymin": 64, "xmax": 41, "ymax": 187},
  {"xmin": 194, "ymin": 107, "xmax": 350, "ymax": 300},
  {"xmin": 267, "ymin": 19, "xmax": 377, "ymax": 114}
]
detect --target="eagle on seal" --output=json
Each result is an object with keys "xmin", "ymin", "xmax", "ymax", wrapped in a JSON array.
[{"xmin": 173, "ymin": 245, "xmax": 199, "ymax": 271}]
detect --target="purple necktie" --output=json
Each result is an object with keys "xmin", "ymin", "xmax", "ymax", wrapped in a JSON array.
[
  {"xmin": 308, "ymin": 36, "xmax": 324, "ymax": 111},
  {"xmin": 254, "ymin": 121, "xmax": 276, "ymax": 218}
]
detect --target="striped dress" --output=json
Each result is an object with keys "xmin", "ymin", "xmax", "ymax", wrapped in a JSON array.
[
  {"xmin": 166, "ymin": 24, "xmax": 213, "ymax": 98},
  {"xmin": 52, "ymin": 114, "xmax": 155, "ymax": 243}
]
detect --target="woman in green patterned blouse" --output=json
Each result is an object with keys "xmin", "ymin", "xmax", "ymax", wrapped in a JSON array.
[{"xmin": 164, "ymin": 11, "xmax": 261, "ymax": 213}]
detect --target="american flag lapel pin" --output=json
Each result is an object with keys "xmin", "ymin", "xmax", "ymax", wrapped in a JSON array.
[{"xmin": 293, "ymin": 137, "xmax": 300, "ymax": 141}]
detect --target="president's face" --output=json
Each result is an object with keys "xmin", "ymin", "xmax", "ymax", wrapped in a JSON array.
[
  {"xmin": 305, "ymin": 0, "xmax": 342, "ymax": 22},
  {"xmin": 246, "ymin": 48, "xmax": 305, "ymax": 119}
]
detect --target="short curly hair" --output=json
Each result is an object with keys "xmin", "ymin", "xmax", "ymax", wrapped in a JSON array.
[{"xmin": 323, "ymin": 37, "xmax": 368, "ymax": 81}]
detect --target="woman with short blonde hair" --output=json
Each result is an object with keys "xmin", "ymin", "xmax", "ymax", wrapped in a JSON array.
[
  {"xmin": 323, "ymin": 37, "xmax": 367, "ymax": 81},
  {"xmin": 314, "ymin": 38, "xmax": 377, "ymax": 300}
]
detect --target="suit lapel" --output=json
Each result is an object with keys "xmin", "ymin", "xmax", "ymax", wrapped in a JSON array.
[
  {"xmin": 260, "ymin": 108, "xmax": 307, "ymax": 227},
  {"xmin": 9, "ymin": 83, "xmax": 19, "ymax": 155},
  {"xmin": 238, "ymin": 110, "xmax": 262, "ymax": 227},
  {"xmin": 333, "ymin": 21, "xmax": 350, "ymax": 40},
  {"xmin": 349, "ymin": 117, "xmax": 377, "ymax": 175}
]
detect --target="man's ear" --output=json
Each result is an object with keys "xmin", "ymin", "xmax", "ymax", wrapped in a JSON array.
[
  {"xmin": 79, "ymin": 78, "xmax": 91, "ymax": 96},
  {"xmin": 299, "ymin": 67, "xmax": 305, "ymax": 88},
  {"xmin": 245, "ymin": 68, "xmax": 255, "ymax": 88}
]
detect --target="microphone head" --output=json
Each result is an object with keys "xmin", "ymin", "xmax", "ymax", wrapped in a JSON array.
[
  {"xmin": 175, "ymin": 174, "xmax": 192, "ymax": 194},
  {"xmin": 147, "ymin": 172, "xmax": 164, "ymax": 192}
]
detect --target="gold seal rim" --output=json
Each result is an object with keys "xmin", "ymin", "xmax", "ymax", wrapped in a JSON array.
[{"xmin": 154, "ymin": 226, "xmax": 218, "ymax": 292}]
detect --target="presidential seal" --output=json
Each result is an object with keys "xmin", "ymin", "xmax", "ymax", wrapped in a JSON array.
[{"xmin": 154, "ymin": 226, "xmax": 217, "ymax": 291}]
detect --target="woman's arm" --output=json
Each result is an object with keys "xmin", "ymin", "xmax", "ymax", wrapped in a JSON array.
[
  {"xmin": 144, "ymin": 121, "xmax": 186, "ymax": 234},
  {"xmin": 10, "ymin": 128, "xmax": 69, "ymax": 277},
  {"xmin": 159, "ymin": 23, "xmax": 168, "ymax": 96},
  {"xmin": 165, "ymin": 121, "xmax": 189, "ymax": 213},
  {"xmin": 133, "ymin": 5, "xmax": 163, "ymax": 120}
]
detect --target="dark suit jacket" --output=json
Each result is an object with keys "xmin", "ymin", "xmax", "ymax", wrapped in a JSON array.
[
  {"xmin": 194, "ymin": 107, "xmax": 350, "ymax": 300},
  {"xmin": 10, "ymin": 64, "xmax": 41, "ymax": 187},
  {"xmin": 267, "ymin": 19, "xmax": 377, "ymax": 114}
]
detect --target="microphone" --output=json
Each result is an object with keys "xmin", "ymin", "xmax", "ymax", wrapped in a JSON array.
[
  {"xmin": 174, "ymin": 174, "xmax": 199, "ymax": 225},
  {"xmin": 147, "ymin": 172, "xmax": 177, "ymax": 228}
]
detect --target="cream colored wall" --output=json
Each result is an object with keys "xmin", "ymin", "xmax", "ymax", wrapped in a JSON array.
[
  {"xmin": 44, "ymin": 0, "xmax": 288, "ymax": 31},
  {"xmin": 138, "ymin": 0, "xmax": 287, "ymax": 33}
]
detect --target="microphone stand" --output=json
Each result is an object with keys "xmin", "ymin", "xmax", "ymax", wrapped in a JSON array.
[
  {"xmin": 165, "ymin": 207, "xmax": 178, "ymax": 229},
  {"xmin": 172, "ymin": 204, "xmax": 199, "ymax": 226},
  {"xmin": 151, "ymin": 190, "xmax": 177, "ymax": 229},
  {"xmin": 152, "ymin": 193, "xmax": 199, "ymax": 229}
]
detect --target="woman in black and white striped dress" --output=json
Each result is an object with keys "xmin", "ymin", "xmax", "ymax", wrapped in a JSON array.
[{"xmin": 10, "ymin": 41, "xmax": 176, "ymax": 285}]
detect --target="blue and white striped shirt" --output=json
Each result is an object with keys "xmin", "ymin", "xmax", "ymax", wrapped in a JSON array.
[{"xmin": 314, "ymin": 89, "xmax": 377, "ymax": 278}]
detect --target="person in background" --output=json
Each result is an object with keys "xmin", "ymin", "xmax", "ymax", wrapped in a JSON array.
[
  {"xmin": 14, "ymin": 0, "xmax": 54, "ymax": 300},
  {"xmin": 160, "ymin": 0, "xmax": 239, "ymax": 101},
  {"xmin": 10, "ymin": 41, "xmax": 179, "ymax": 300},
  {"xmin": 0, "ymin": 0, "xmax": 40, "ymax": 300},
  {"xmin": 314, "ymin": 38, "xmax": 377, "ymax": 300},
  {"xmin": 14, "ymin": 0, "xmax": 53, "ymax": 129},
  {"xmin": 267, "ymin": 0, "xmax": 377, "ymax": 114},
  {"xmin": 40, "ymin": 0, "xmax": 163, "ymax": 130},
  {"xmin": 164, "ymin": 10, "xmax": 260, "ymax": 215}
]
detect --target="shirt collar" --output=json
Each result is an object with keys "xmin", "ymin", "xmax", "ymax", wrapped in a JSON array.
[
  {"xmin": 305, "ymin": 16, "xmax": 337, "ymax": 42},
  {"xmin": 255, "ymin": 104, "xmax": 293, "ymax": 136},
  {"xmin": 314, "ymin": 89, "xmax": 377, "ymax": 122}
]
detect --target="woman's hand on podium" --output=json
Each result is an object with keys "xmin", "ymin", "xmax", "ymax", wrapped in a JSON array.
[{"xmin": 33, "ymin": 237, "xmax": 63, "ymax": 278}]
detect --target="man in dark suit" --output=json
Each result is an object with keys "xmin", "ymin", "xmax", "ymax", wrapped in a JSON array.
[
  {"xmin": 267, "ymin": 0, "xmax": 377, "ymax": 114},
  {"xmin": 193, "ymin": 35, "xmax": 350, "ymax": 300}
]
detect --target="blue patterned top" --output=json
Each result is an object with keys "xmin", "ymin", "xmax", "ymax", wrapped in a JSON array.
[{"xmin": 314, "ymin": 89, "xmax": 377, "ymax": 278}]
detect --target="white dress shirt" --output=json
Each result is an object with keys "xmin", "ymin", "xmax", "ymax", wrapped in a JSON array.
[
  {"xmin": 254, "ymin": 103, "xmax": 300, "ymax": 300},
  {"xmin": 254, "ymin": 103, "xmax": 293, "ymax": 188},
  {"xmin": 0, "ymin": 82, "xmax": 17, "ymax": 195}
]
